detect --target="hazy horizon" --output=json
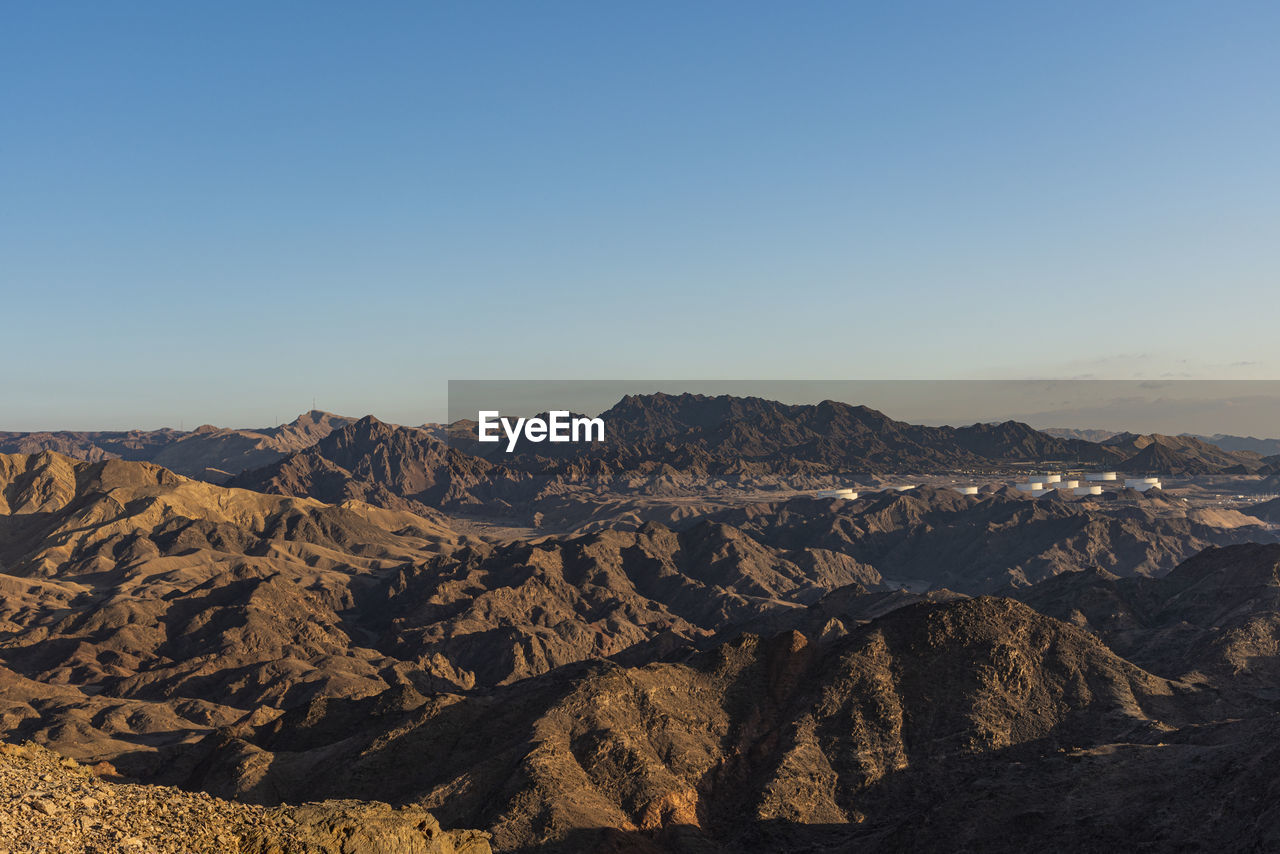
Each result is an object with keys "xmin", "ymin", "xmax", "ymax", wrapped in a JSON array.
[{"xmin": 9, "ymin": 380, "xmax": 1280, "ymax": 440}]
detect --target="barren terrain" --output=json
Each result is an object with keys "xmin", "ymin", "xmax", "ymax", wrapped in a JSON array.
[{"xmin": 4, "ymin": 395, "xmax": 1280, "ymax": 850}]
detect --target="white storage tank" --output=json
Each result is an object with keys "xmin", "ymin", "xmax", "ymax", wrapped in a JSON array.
[
  {"xmin": 1016, "ymin": 482, "xmax": 1046, "ymax": 492},
  {"xmin": 817, "ymin": 488, "xmax": 858, "ymax": 499},
  {"xmin": 1041, "ymin": 474, "xmax": 1062, "ymax": 484},
  {"xmin": 952, "ymin": 485, "xmax": 979, "ymax": 495},
  {"xmin": 890, "ymin": 484, "xmax": 917, "ymax": 492},
  {"xmin": 1074, "ymin": 485, "xmax": 1103, "ymax": 496},
  {"xmin": 1060, "ymin": 480, "xmax": 1080, "ymax": 489},
  {"xmin": 1125, "ymin": 477, "xmax": 1161, "ymax": 488},
  {"xmin": 1086, "ymin": 472, "xmax": 1118, "ymax": 481}
]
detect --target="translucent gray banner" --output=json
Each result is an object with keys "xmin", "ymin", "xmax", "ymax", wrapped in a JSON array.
[{"xmin": 447, "ymin": 379, "xmax": 1280, "ymax": 438}]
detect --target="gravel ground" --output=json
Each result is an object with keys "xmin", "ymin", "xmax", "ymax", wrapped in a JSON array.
[
  {"xmin": 0, "ymin": 742, "xmax": 490, "ymax": 854},
  {"xmin": 0, "ymin": 741, "xmax": 286, "ymax": 853}
]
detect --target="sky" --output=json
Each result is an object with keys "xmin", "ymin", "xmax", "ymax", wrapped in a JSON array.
[{"xmin": 2, "ymin": 2, "xmax": 1278, "ymax": 430}]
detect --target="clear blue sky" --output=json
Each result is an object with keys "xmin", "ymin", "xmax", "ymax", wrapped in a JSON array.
[{"xmin": 3, "ymin": 2, "xmax": 1278, "ymax": 429}]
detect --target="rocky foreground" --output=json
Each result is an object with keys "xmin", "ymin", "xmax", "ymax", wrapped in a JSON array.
[{"xmin": 0, "ymin": 742, "xmax": 490, "ymax": 854}]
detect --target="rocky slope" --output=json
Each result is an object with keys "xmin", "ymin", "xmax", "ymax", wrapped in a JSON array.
[
  {"xmin": 704, "ymin": 486, "xmax": 1272, "ymax": 591},
  {"xmin": 1194, "ymin": 432, "xmax": 1280, "ymax": 456},
  {"xmin": 150, "ymin": 410, "xmax": 360, "ymax": 481},
  {"xmin": 1250, "ymin": 496, "xmax": 1280, "ymax": 523},
  {"xmin": 1102, "ymin": 431, "xmax": 1265, "ymax": 474},
  {"xmin": 181, "ymin": 596, "xmax": 1220, "ymax": 852},
  {"xmin": 377, "ymin": 521, "xmax": 883, "ymax": 690},
  {"xmin": 229, "ymin": 416, "xmax": 530, "ymax": 515},
  {"xmin": 0, "ymin": 450, "xmax": 460, "ymax": 769},
  {"xmin": 0, "ymin": 741, "xmax": 490, "ymax": 853},
  {"xmin": 1014, "ymin": 542, "xmax": 1280, "ymax": 693}
]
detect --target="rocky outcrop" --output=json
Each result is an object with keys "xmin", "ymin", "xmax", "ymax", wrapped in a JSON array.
[
  {"xmin": 242, "ymin": 801, "xmax": 491, "ymax": 854},
  {"xmin": 0, "ymin": 741, "xmax": 489, "ymax": 854},
  {"xmin": 230, "ymin": 416, "xmax": 529, "ymax": 513}
]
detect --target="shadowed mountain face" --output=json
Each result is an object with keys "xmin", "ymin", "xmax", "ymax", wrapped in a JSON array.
[
  {"xmin": 229, "ymin": 416, "xmax": 531, "ymax": 515},
  {"xmin": 1014, "ymin": 543, "xmax": 1280, "ymax": 694},
  {"xmin": 1193, "ymin": 433, "xmax": 1280, "ymax": 456},
  {"xmin": 701, "ymin": 487, "xmax": 1272, "ymax": 592},
  {"xmin": 376, "ymin": 521, "xmax": 884, "ymax": 691},
  {"xmin": 175, "ymin": 547, "xmax": 1280, "ymax": 852},
  {"xmin": 1251, "ymin": 496, "xmax": 1280, "ymax": 523},
  {"xmin": 182, "ymin": 595, "xmax": 1239, "ymax": 853},
  {"xmin": 149, "ymin": 410, "xmax": 361, "ymax": 480},
  {"xmin": 1047, "ymin": 428, "xmax": 1272, "ymax": 473},
  {"xmin": 1101, "ymin": 431, "xmax": 1266, "ymax": 474},
  {"xmin": 530, "ymin": 394, "xmax": 1263, "ymax": 475},
  {"xmin": 470, "ymin": 393, "xmax": 1128, "ymax": 471}
]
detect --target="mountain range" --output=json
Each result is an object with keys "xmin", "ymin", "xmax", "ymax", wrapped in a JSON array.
[
  {"xmin": 6, "ymin": 398, "xmax": 1271, "ymax": 504},
  {"xmin": 1046, "ymin": 426, "xmax": 1280, "ymax": 464},
  {"xmin": 460, "ymin": 393, "xmax": 1129, "ymax": 472},
  {"xmin": 181, "ymin": 545, "xmax": 1280, "ymax": 853},
  {"xmin": 0, "ymin": 410, "xmax": 357, "ymax": 482},
  {"xmin": 4, "ymin": 393, "xmax": 1280, "ymax": 851}
]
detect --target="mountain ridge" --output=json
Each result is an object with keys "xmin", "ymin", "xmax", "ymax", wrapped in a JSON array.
[{"xmin": 0, "ymin": 410, "xmax": 361, "ymax": 482}]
